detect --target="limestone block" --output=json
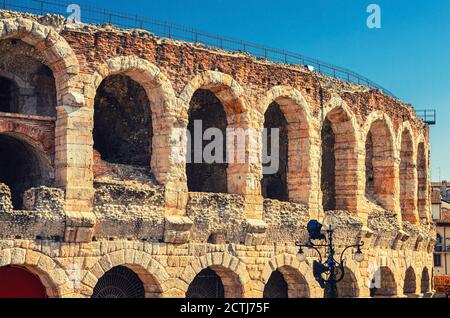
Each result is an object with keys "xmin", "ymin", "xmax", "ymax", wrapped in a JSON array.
[{"xmin": 163, "ymin": 215, "xmax": 193, "ymax": 244}]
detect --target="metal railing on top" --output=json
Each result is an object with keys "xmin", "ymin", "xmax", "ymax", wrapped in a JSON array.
[
  {"xmin": 416, "ymin": 109, "xmax": 436, "ymax": 125},
  {"xmin": 3, "ymin": 0, "xmax": 398, "ymax": 97}
]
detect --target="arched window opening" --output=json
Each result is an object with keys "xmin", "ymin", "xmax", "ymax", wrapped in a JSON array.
[
  {"xmin": 337, "ymin": 267, "xmax": 359, "ymax": 298},
  {"xmin": 417, "ymin": 142, "xmax": 428, "ymax": 221},
  {"xmin": 321, "ymin": 117, "xmax": 336, "ymax": 210},
  {"xmin": 403, "ymin": 267, "xmax": 416, "ymax": 295},
  {"xmin": 400, "ymin": 130, "xmax": 417, "ymax": 223},
  {"xmin": 0, "ymin": 266, "xmax": 47, "ymax": 298},
  {"xmin": 263, "ymin": 270, "xmax": 288, "ymax": 298},
  {"xmin": 365, "ymin": 120, "xmax": 395, "ymax": 209},
  {"xmin": 420, "ymin": 268, "xmax": 430, "ymax": 294},
  {"xmin": 35, "ymin": 65, "xmax": 57, "ymax": 117},
  {"xmin": 0, "ymin": 39, "xmax": 56, "ymax": 117},
  {"xmin": 186, "ymin": 89, "xmax": 228, "ymax": 193},
  {"xmin": 186, "ymin": 268, "xmax": 225, "ymax": 298},
  {"xmin": 261, "ymin": 102, "xmax": 288, "ymax": 201},
  {"xmin": 263, "ymin": 266, "xmax": 309, "ymax": 298},
  {"xmin": 93, "ymin": 75, "xmax": 152, "ymax": 167},
  {"xmin": 0, "ymin": 134, "xmax": 48, "ymax": 209},
  {"xmin": 372, "ymin": 267, "xmax": 397, "ymax": 297},
  {"xmin": 92, "ymin": 266, "xmax": 145, "ymax": 298}
]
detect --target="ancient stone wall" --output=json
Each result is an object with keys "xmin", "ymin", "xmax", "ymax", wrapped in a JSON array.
[{"xmin": 0, "ymin": 11, "xmax": 435, "ymax": 298}]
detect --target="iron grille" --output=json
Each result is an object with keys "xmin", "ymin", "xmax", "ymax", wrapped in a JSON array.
[
  {"xmin": 186, "ymin": 268, "xmax": 224, "ymax": 298},
  {"xmin": 91, "ymin": 266, "xmax": 145, "ymax": 298}
]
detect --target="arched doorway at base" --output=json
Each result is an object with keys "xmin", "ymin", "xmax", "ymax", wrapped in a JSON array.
[
  {"xmin": 0, "ymin": 266, "xmax": 47, "ymax": 298},
  {"xmin": 186, "ymin": 268, "xmax": 225, "ymax": 298}
]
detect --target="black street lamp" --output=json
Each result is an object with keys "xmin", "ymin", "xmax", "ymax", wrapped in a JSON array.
[{"xmin": 296, "ymin": 215, "xmax": 364, "ymax": 298}]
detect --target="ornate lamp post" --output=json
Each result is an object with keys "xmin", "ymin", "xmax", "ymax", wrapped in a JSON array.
[{"xmin": 296, "ymin": 215, "xmax": 364, "ymax": 298}]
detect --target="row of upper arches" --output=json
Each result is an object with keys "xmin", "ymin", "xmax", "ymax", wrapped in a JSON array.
[
  {"xmin": 0, "ymin": 19, "xmax": 430, "ymax": 223},
  {"xmin": 87, "ymin": 56, "xmax": 432, "ymax": 225}
]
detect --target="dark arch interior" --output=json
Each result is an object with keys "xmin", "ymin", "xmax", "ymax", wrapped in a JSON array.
[
  {"xmin": 186, "ymin": 267, "xmax": 225, "ymax": 298},
  {"xmin": 92, "ymin": 266, "xmax": 145, "ymax": 298},
  {"xmin": 421, "ymin": 268, "xmax": 430, "ymax": 294},
  {"xmin": 0, "ymin": 37, "xmax": 57, "ymax": 117},
  {"xmin": 186, "ymin": 89, "xmax": 228, "ymax": 193},
  {"xmin": 0, "ymin": 266, "xmax": 47, "ymax": 298},
  {"xmin": 365, "ymin": 130, "xmax": 375, "ymax": 197},
  {"xmin": 261, "ymin": 102, "xmax": 288, "ymax": 201},
  {"xmin": 93, "ymin": 75, "xmax": 152, "ymax": 167},
  {"xmin": 263, "ymin": 270, "xmax": 288, "ymax": 298},
  {"xmin": 0, "ymin": 134, "xmax": 46, "ymax": 209},
  {"xmin": 403, "ymin": 267, "xmax": 416, "ymax": 294},
  {"xmin": 337, "ymin": 267, "xmax": 359, "ymax": 298},
  {"xmin": 373, "ymin": 267, "xmax": 397, "ymax": 297},
  {"xmin": 321, "ymin": 117, "xmax": 336, "ymax": 210},
  {"xmin": 0, "ymin": 77, "xmax": 19, "ymax": 113},
  {"xmin": 35, "ymin": 65, "xmax": 57, "ymax": 117}
]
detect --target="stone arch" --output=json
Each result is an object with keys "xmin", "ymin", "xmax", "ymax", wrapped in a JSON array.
[
  {"xmin": 0, "ymin": 132, "xmax": 53, "ymax": 209},
  {"xmin": 417, "ymin": 137, "xmax": 430, "ymax": 222},
  {"xmin": 337, "ymin": 266, "xmax": 359, "ymax": 298},
  {"xmin": 0, "ymin": 18, "xmax": 92, "ymax": 213},
  {"xmin": 261, "ymin": 253, "xmax": 314, "ymax": 298},
  {"xmin": 420, "ymin": 267, "xmax": 431, "ymax": 294},
  {"xmin": 322, "ymin": 97, "xmax": 359, "ymax": 212},
  {"xmin": 261, "ymin": 101, "xmax": 288, "ymax": 201},
  {"xmin": 263, "ymin": 266, "xmax": 310, "ymax": 298},
  {"xmin": 179, "ymin": 70, "xmax": 248, "ymax": 117},
  {"xmin": 257, "ymin": 86, "xmax": 315, "ymax": 206},
  {"xmin": 180, "ymin": 71, "xmax": 252, "ymax": 196},
  {"xmin": 91, "ymin": 56, "xmax": 178, "ymax": 185},
  {"xmin": 372, "ymin": 266, "xmax": 397, "ymax": 297},
  {"xmin": 185, "ymin": 89, "xmax": 228, "ymax": 193},
  {"xmin": 0, "ymin": 117, "xmax": 54, "ymax": 154},
  {"xmin": 83, "ymin": 250, "xmax": 169, "ymax": 298},
  {"xmin": 0, "ymin": 18, "xmax": 80, "ymax": 106},
  {"xmin": 398, "ymin": 123, "xmax": 419, "ymax": 223},
  {"xmin": 92, "ymin": 265, "xmax": 145, "ymax": 298},
  {"xmin": 182, "ymin": 252, "xmax": 251, "ymax": 298},
  {"xmin": 362, "ymin": 112, "xmax": 397, "ymax": 212},
  {"xmin": 403, "ymin": 266, "xmax": 417, "ymax": 295},
  {"xmin": 0, "ymin": 248, "xmax": 66, "ymax": 298}
]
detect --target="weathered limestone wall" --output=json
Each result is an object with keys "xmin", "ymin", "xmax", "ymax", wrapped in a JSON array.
[
  {"xmin": 0, "ymin": 238, "xmax": 433, "ymax": 298},
  {"xmin": 0, "ymin": 184, "xmax": 65, "ymax": 239},
  {"xmin": 0, "ymin": 11, "xmax": 435, "ymax": 298}
]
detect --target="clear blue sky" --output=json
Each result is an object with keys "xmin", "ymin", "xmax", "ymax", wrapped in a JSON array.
[{"xmin": 74, "ymin": 0, "xmax": 450, "ymax": 180}]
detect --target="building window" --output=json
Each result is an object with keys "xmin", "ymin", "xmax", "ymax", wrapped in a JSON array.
[
  {"xmin": 436, "ymin": 233, "xmax": 443, "ymax": 252},
  {"xmin": 434, "ymin": 254, "xmax": 442, "ymax": 267}
]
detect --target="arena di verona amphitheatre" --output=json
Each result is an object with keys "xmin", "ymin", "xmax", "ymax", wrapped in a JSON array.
[{"xmin": 0, "ymin": 9, "xmax": 435, "ymax": 298}]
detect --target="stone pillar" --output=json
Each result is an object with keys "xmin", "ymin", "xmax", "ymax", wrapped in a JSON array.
[
  {"xmin": 303, "ymin": 126, "xmax": 321, "ymax": 218},
  {"xmin": 152, "ymin": 112, "xmax": 189, "ymax": 216},
  {"xmin": 55, "ymin": 104, "xmax": 95, "ymax": 242},
  {"xmin": 227, "ymin": 111, "xmax": 264, "ymax": 220}
]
